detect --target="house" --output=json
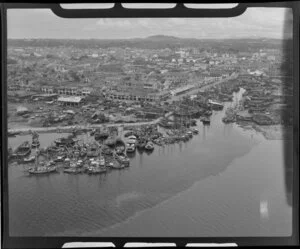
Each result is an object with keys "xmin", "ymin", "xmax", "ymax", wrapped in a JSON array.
[{"xmin": 57, "ymin": 96, "xmax": 83, "ymax": 106}]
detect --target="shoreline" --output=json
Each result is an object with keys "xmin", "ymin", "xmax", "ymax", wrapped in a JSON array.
[
  {"xmin": 8, "ymin": 121, "xmax": 293, "ymax": 141},
  {"xmin": 81, "ymin": 139, "xmax": 291, "ymax": 237},
  {"xmin": 8, "ymin": 118, "xmax": 161, "ymax": 135},
  {"xmin": 239, "ymin": 123, "xmax": 293, "ymax": 140}
]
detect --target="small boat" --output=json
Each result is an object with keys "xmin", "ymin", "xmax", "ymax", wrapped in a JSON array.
[
  {"xmin": 86, "ymin": 144, "xmax": 99, "ymax": 157},
  {"xmin": 77, "ymin": 159, "xmax": 84, "ymax": 167},
  {"xmin": 23, "ymin": 155, "xmax": 35, "ymax": 163},
  {"xmin": 153, "ymin": 139, "xmax": 163, "ymax": 146},
  {"xmin": 204, "ymin": 110, "xmax": 213, "ymax": 116},
  {"xmin": 181, "ymin": 135, "xmax": 189, "ymax": 142},
  {"xmin": 28, "ymin": 166, "xmax": 57, "ymax": 174},
  {"xmin": 190, "ymin": 119, "xmax": 197, "ymax": 126},
  {"xmin": 187, "ymin": 131, "xmax": 193, "ymax": 138},
  {"xmin": 127, "ymin": 139, "xmax": 137, "ymax": 145},
  {"xmin": 191, "ymin": 128, "xmax": 199, "ymax": 134},
  {"xmin": 63, "ymin": 157, "xmax": 71, "ymax": 168},
  {"xmin": 126, "ymin": 143, "xmax": 136, "ymax": 153},
  {"xmin": 87, "ymin": 166, "xmax": 107, "ymax": 174},
  {"xmin": 54, "ymin": 136, "xmax": 76, "ymax": 147},
  {"xmin": 124, "ymin": 131, "xmax": 135, "ymax": 137},
  {"xmin": 46, "ymin": 160, "xmax": 56, "ymax": 167},
  {"xmin": 136, "ymin": 140, "xmax": 147, "ymax": 150},
  {"xmin": 106, "ymin": 160, "xmax": 114, "ymax": 168},
  {"xmin": 47, "ymin": 146, "xmax": 60, "ymax": 153},
  {"xmin": 111, "ymin": 164, "xmax": 125, "ymax": 170},
  {"xmin": 28, "ymin": 156, "xmax": 57, "ymax": 175},
  {"xmin": 115, "ymin": 146, "xmax": 125, "ymax": 154},
  {"xmin": 201, "ymin": 117, "xmax": 211, "ymax": 125},
  {"xmin": 63, "ymin": 167, "xmax": 82, "ymax": 174},
  {"xmin": 115, "ymin": 154, "xmax": 130, "ymax": 166},
  {"xmin": 109, "ymin": 159, "xmax": 126, "ymax": 169},
  {"xmin": 31, "ymin": 140, "xmax": 40, "ymax": 148},
  {"xmin": 99, "ymin": 156, "xmax": 105, "ymax": 167},
  {"xmin": 13, "ymin": 141, "xmax": 31, "ymax": 158},
  {"xmin": 94, "ymin": 131, "xmax": 109, "ymax": 140},
  {"xmin": 144, "ymin": 142, "xmax": 154, "ymax": 151},
  {"xmin": 105, "ymin": 137, "xmax": 116, "ymax": 147},
  {"xmin": 128, "ymin": 135, "xmax": 137, "ymax": 140},
  {"xmin": 54, "ymin": 155, "xmax": 66, "ymax": 162}
]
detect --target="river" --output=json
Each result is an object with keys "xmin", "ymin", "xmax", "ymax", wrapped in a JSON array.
[{"xmin": 8, "ymin": 89, "xmax": 293, "ymax": 237}]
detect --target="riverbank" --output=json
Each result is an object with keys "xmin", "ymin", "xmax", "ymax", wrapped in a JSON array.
[
  {"xmin": 8, "ymin": 118, "xmax": 162, "ymax": 135},
  {"xmin": 252, "ymin": 124, "xmax": 293, "ymax": 140},
  {"xmin": 83, "ymin": 140, "xmax": 292, "ymax": 237},
  {"xmin": 236, "ymin": 122, "xmax": 293, "ymax": 140}
]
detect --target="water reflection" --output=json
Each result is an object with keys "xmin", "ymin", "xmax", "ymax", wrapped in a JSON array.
[
  {"xmin": 138, "ymin": 152, "xmax": 143, "ymax": 168},
  {"xmin": 179, "ymin": 141, "xmax": 183, "ymax": 152},
  {"xmin": 202, "ymin": 125, "xmax": 206, "ymax": 141}
]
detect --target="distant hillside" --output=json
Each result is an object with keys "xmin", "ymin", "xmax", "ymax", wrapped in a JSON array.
[
  {"xmin": 7, "ymin": 36, "xmax": 286, "ymax": 51},
  {"xmin": 146, "ymin": 35, "xmax": 180, "ymax": 41}
]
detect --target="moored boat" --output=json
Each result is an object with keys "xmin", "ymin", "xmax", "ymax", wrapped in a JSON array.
[
  {"xmin": 86, "ymin": 143, "xmax": 99, "ymax": 157},
  {"xmin": 86, "ymin": 165, "xmax": 107, "ymax": 174},
  {"xmin": 136, "ymin": 140, "xmax": 147, "ymax": 150},
  {"xmin": 28, "ymin": 166, "xmax": 57, "ymax": 174},
  {"xmin": 53, "ymin": 155, "xmax": 66, "ymax": 162},
  {"xmin": 13, "ymin": 141, "xmax": 31, "ymax": 158},
  {"xmin": 63, "ymin": 167, "xmax": 82, "ymax": 174},
  {"xmin": 144, "ymin": 142, "xmax": 154, "ymax": 151},
  {"xmin": 23, "ymin": 155, "xmax": 35, "ymax": 163},
  {"xmin": 31, "ymin": 140, "xmax": 40, "ymax": 148},
  {"xmin": 191, "ymin": 128, "xmax": 199, "ymax": 134},
  {"xmin": 28, "ymin": 154, "xmax": 57, "ymax": 175},
  {"xmin": 54, "ymin": 136, "xmax": 75, "ymax": 147},
  {"xmin": 126, "ymin": 143, "xmax": 136, "ymax": 153},
  {"xmin": 94, "ymin": 131, "xmax": 109, "ymax": 140},
  {"xmin": 187, "ymin": 131, "xmax": 193, "ymax": 138},
  {"xmin": 115, "ymin": 153, "xmax": 130, "ymax": 166},
  {"xmin": 105, "ymin": 137, "xmax": 116, "ymax": 147},
  {"xmin": 109, "ymin": 159, "xmax": 126, "ymax": 169},
  {"xmin": 200, "ymin": 116, "xmax": 211, "ymax": 125}
]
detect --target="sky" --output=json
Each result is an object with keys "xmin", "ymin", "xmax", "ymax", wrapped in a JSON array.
[{"xmin": 7, "ymin": 5, "xmax": 293, "ymax": 39}]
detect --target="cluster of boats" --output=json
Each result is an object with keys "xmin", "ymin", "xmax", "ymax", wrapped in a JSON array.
[
  {"xmin": 9, "ymin": 131, "xmax": 41, "ymax": 160},
  {"xmin": 165, "ymin": 128, "xmax": 199, "ymax": 143},
  {"xmin": 9, "ymin": 120, "xmax": 204, "ymax": 176},
  {"xmin": 9, "ymin": 130, "xmax": 134, "ymax": 175},
  {"xmin": 26, "ymin": 148, "xmax": 131, "ymax": 175},
  {"xmin": 125, "ymin": 135, "xmax": 154, "ymax": 153}
]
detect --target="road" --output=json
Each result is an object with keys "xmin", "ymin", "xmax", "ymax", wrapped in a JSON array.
[
  {"xmin": 168, "ymin": 73, "xmax": 239, "ymax": 102},
  {"xmin": 8, "ymin": 118, "xmax": 163, "ymax": 135}
]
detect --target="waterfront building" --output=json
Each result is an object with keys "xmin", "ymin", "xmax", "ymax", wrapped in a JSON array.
[
  {"xmin": 170, "ymin": 84, "xmax": 195, "ymax": 96},
  {"xmin": 41, "ymin": 86, "xmax": 55, "ymax": 94},
  {"xmin": 57, "ymin": 96, "xmax": 83, "ymax": 106},
  {"xmin": 107, "ymin": 90, "xmax": 158, "ymax": 102}
]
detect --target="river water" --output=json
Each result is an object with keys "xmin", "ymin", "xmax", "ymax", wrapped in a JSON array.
[{"xmin": 8, "ymin": 89, "xmax": 293, "ymax": 237}]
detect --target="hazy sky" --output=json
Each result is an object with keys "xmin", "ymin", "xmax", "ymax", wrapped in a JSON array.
[{"xmin": 7, "ymin": 6, "xmax": 293, "ymax": 39}]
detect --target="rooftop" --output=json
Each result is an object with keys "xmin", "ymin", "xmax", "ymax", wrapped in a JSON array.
[{"xmin": 57, "ymin": 96, "xmax": 83, "ymax": 103}]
